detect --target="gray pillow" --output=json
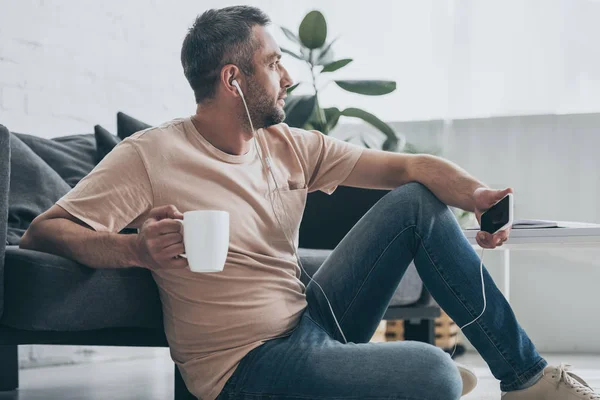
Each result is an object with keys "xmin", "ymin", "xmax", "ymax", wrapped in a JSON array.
[
  {"xmin": 94, "ymin": 124, "xmax": 120, "ymax": 162},
  {"xmin": 14, "ymin": 132, "xmax": 96, "ymax": 188},
  {"xmin": 6, "ymin": 133, "xmax": 71, "ymax": 245},
  {"xmin": 117, "ymin": 112, "xmax": 151, "ymax": 140}
]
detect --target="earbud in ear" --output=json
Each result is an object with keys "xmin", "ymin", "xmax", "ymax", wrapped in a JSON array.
[{"xmin": 232, "ymin": 79, "xmax": 244, "ymax": 98}]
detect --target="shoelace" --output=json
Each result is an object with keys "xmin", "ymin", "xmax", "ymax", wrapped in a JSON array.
[{"xmin": 551, "ymin": 363, "xmax": 600, "ymax": 399}]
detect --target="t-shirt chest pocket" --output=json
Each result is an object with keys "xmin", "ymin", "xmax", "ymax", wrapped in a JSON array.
[{"xmin": 266, "ymin": 186, "xmax": 307, "ymax": 249}]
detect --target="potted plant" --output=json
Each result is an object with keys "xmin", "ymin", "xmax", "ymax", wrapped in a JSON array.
[{"xmin": 280, "ymin": 10, "xmax": 402, "ymax": 152}]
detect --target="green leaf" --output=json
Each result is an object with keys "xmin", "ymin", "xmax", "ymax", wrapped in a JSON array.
[
  {"xmin": 299, "ymin": 45, "xmax": 335, "ymax": 66},
  {"xmin": 299, "ymin": 10, "xmax": 327, "ymax": 49},
  {"xmin": 335, "ymin": 80, "xmax": 396, "ymax": 96},
  {"xmin": 316, "ymin": 48, "xmax": 334, "ymax": 66},
  {"xmin": 283, "ymin": 95, "xmax": 316, "ymax": 128},
  {"xmin": 323, "ymin": 107, "xmax": 341, "ymax": 131},
  {"xmin": 361, "ymin": 137, "xmax": 371, "ymax": 149},
  {"xmin": 286, "ymin": 83, "xmax": 301, "ymax": 94},
  {"xmin": 300, "ymin": 48, "xmax": 319, "ymax": 65},
  {"xmin": 281, "ymin": 26, "xmax": 302, "ymax": 45},
  {"xmin": 308, "ymin": 119, "xmax": 325, "ymax": 133},
  {"xmin": 317, "ymin": 37, "xmax": 338, "ymax": 64},
  {"xmin": 281, "ymin": 47, "xmax": 305, "ymax": 61},
  {"xmin": 341, "ymin": 107, "xmax": 397, "ymax": 147},
  {"xmin": 321, "ymin": 59, "xmax": 353, "ymax": 73},
  {"xmin": 382, "ymin": 137, "xmax": 400, "ymax": 152},
  {"xmin": 299, "ymin": 47, "xmax": 311, "ymax": 63},
  {"xmin": 401, "ymin": 142, "xmax": 420, "ymax": 154}
]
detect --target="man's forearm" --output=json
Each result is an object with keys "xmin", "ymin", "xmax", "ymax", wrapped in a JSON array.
[
  {"xmin": 409, "ymin": 154, "xmax": 488, "ymax": 212},
  {"xmin": 20, "ymin": 218, "xmax": 140, "ymax": 269}
]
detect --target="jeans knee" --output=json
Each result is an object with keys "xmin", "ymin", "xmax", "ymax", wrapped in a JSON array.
[
  {"xmin": 415, "ymin": 343, "xmax": 463, "ymax": 399},
  {"xmin": 391, "ymin": 182, "xmax": 437, "ymax": 204},
  {"xmin": 386, "ymin": 182, "xmax": 445, "ymax": 216}
]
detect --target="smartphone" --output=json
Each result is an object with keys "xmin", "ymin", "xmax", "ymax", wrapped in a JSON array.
[{"xmin": 480, "ymin": 193, "xmax": 514, "ymax": 234}]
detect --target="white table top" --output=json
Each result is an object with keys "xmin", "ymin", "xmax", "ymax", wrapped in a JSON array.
[{"xmin": 463, "ymin": 221, "xmax": 600, "ymax": 249}]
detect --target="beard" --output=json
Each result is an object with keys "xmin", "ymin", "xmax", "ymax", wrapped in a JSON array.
[{"xmin": 242, "ymin": 78, "xmax": 286, "ymax": 130}]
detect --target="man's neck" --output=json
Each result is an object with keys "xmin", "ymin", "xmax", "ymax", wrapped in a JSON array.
[{"xmin": 191, "ymin": 109, "xmax": 254, "ymax": 156}]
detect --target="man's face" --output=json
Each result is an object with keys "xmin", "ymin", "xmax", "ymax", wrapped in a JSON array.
[{"xmin": 242, "ymin": 25, "xmax": 294, "ymax": 129}]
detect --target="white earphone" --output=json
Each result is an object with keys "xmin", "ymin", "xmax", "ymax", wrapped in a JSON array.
[
  {"xmin": 232, "ymin": 76, "xmax": 349, "ymax": 344},
  {"xmin": 232, "ymin": 79, "xmax": 244, "ymax": 98}
]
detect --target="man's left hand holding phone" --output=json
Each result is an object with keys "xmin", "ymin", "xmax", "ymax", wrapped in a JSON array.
[{"xmin": 473, "ymin": 187, "xmax": 515, "ymax": 249}]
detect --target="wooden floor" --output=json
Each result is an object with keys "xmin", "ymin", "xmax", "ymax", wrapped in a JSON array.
[{"xmin": 0, "ymin": 351, "xmax": 599, "ymax": 399}]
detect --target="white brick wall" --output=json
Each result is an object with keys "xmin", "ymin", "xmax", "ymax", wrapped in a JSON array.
[
  {"xmin": 4, "ymin": 0, "xmax": 599, "ymax": 138},
  {"xmin": 0, "ymin": 0, "xmax": 196, "ymax": 136},
  {"xmin": 0, "ymin": 0, "xmax": 326, "ymax": 137}
]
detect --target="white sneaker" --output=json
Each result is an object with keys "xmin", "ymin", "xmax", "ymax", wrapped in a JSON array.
[
  {"xmin": 455, "ymin": 361, "xmax": 478, "ymax": 396},
  {"xmin": 501, "ymin": 364, "xmax": 600, "ymax": 399}
]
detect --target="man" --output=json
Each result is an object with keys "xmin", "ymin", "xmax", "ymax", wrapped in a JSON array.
[{"xmin": 20, "ymin": 6, "xmax": 597, "ymax": 400}]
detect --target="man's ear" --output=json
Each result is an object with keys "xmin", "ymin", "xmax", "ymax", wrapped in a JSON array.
[{"xmin": 220, "ymin": 64, "xmax": 241, "ymax": 96}]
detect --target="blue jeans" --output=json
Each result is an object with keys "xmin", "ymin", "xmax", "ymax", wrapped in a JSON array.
[{"xmin": 216, "ymin": 183, "xmax": 547, "ymax": 399}]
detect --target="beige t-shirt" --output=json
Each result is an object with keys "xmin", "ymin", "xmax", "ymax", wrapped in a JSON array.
[{"xmin": 56, "ymin": 117, "xmax": 364, "ymax": 400}]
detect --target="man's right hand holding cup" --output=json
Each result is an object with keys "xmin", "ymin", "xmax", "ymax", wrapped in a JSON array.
[{"xmin": 134, "ymin": 205, "xmax": 188, "ymax": 271}]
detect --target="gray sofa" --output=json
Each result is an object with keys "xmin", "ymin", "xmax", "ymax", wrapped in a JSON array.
[{"xmin": 0, "ymin": 119, "xmax": 439, "ymax": 399}]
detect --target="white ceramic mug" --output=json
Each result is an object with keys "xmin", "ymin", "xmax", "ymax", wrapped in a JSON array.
[{"xmin": 175, "ymin": 210, "xmax": 229, "ymax": 273}]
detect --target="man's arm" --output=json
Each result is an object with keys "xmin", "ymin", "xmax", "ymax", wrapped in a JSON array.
[
  {"xmin": 342, "ymin": 150, "xmax": 514, "ymax": 248},
  {"xmin": 342, "ymin": 150, "xmax": 487, "ymax": 212},
  {"xmin": 405, "ymin": 154, "xmax": 488, "ymax": 212},
  {"xmin": 20, "ymin": 204, "xmax": 188, "ymax": 271},
  {"xmin": 397, "ymin": 154, "xmax": 514, "ymax": 249},
  {"xmin": 20, "ymin": 205, "xmax": 139, "ymax": 268}
]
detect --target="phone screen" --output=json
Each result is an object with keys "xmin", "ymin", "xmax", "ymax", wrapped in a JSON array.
[{"xmin": 480, "ymin": 195, "xmax": 511, "ymax": 234}]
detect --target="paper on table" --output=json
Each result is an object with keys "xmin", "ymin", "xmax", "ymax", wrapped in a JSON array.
[
  {"xmin": 465, "ymin": 219, "xmax": 560, "ymax": 230},
  {"xmin": 512, "ymin": 219, "xmax": 559, "ymax": 229},
  {"xmin": 465, "ymin": 220, "xmax": 600, "ymax": 230}
]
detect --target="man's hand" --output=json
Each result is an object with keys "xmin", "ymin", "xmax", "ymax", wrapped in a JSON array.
[
  {"xmin": 473, "ymin": 187, "xmax": 514, "ymax": 249},
  {"xmin": 134, "ymin": 205, "xmax": 188, "ymax": 271}
]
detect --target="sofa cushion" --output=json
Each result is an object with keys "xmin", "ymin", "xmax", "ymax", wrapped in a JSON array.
[
  {"xmin": 117, "ymin": 112, "xmax": 151, "ymax": 140},
  {"xmin": 297, "ymin": 248, "xmax": 330, "ymax": 288},
  {"xmin": 1, "ymin": 246, "xmax": 164, "ymax": 330},
  {"xmin": 296, "ymin": 248, "xmax": 422, "ymax": 306},
  {"xmin": 13, "ymin": 132, "xmax": 96, "ymax": 188},
  {"xmin": 1, "ymin": 248, "xmax": 327, "ymax": 331},
  {"xmin": 389, "ymin": 261, "xmax": 423, "ymax": 306},
  {"xmin": 94, "ymin": 124, "xmax": 120, "ymax": 162},
  {"xmin": 1, "ymin": 245, "xmax": 420, "ymax": 332},
  {"xmin": 6, "ymin": 134, "xmax": 71, "ymax": 245},
  {"xmin": 299, "ymin": 187, "xmax": 423, "ymax": 306}
]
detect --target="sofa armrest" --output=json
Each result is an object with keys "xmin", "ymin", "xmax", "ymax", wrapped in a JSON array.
[{"xmin": 0, "ymin": 125, "xmax": 10, "ymax": 318}]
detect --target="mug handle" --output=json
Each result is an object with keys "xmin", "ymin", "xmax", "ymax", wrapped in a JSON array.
[{"xmin": 174, "ymin": 219, "xmax": 187, "ymax": 259}]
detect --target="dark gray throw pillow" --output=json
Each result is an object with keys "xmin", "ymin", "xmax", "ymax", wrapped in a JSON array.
[
  {"xmin": 94, "ymin": 124, "xmax": 121, "ymax": 162},
  {"xmin": 116, "ymin": 112, "xmax": 151, "ymax": 140},
  {"xmin": 7, "ymin": 133, "xmax": 71, "ymax": 245},
  {"xmin": 14, "ymin": 132, "xmax": 97, "ymax": 188}
]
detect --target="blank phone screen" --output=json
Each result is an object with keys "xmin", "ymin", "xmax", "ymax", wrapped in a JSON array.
[{"xmin": 480, "ymin": 195, "xmax": 510, "ymax": 234}]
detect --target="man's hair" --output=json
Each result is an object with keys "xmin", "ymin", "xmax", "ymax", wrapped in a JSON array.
[{"xmin": 181, "ymin": 6, "xmax": 271, "ymax": 104}]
